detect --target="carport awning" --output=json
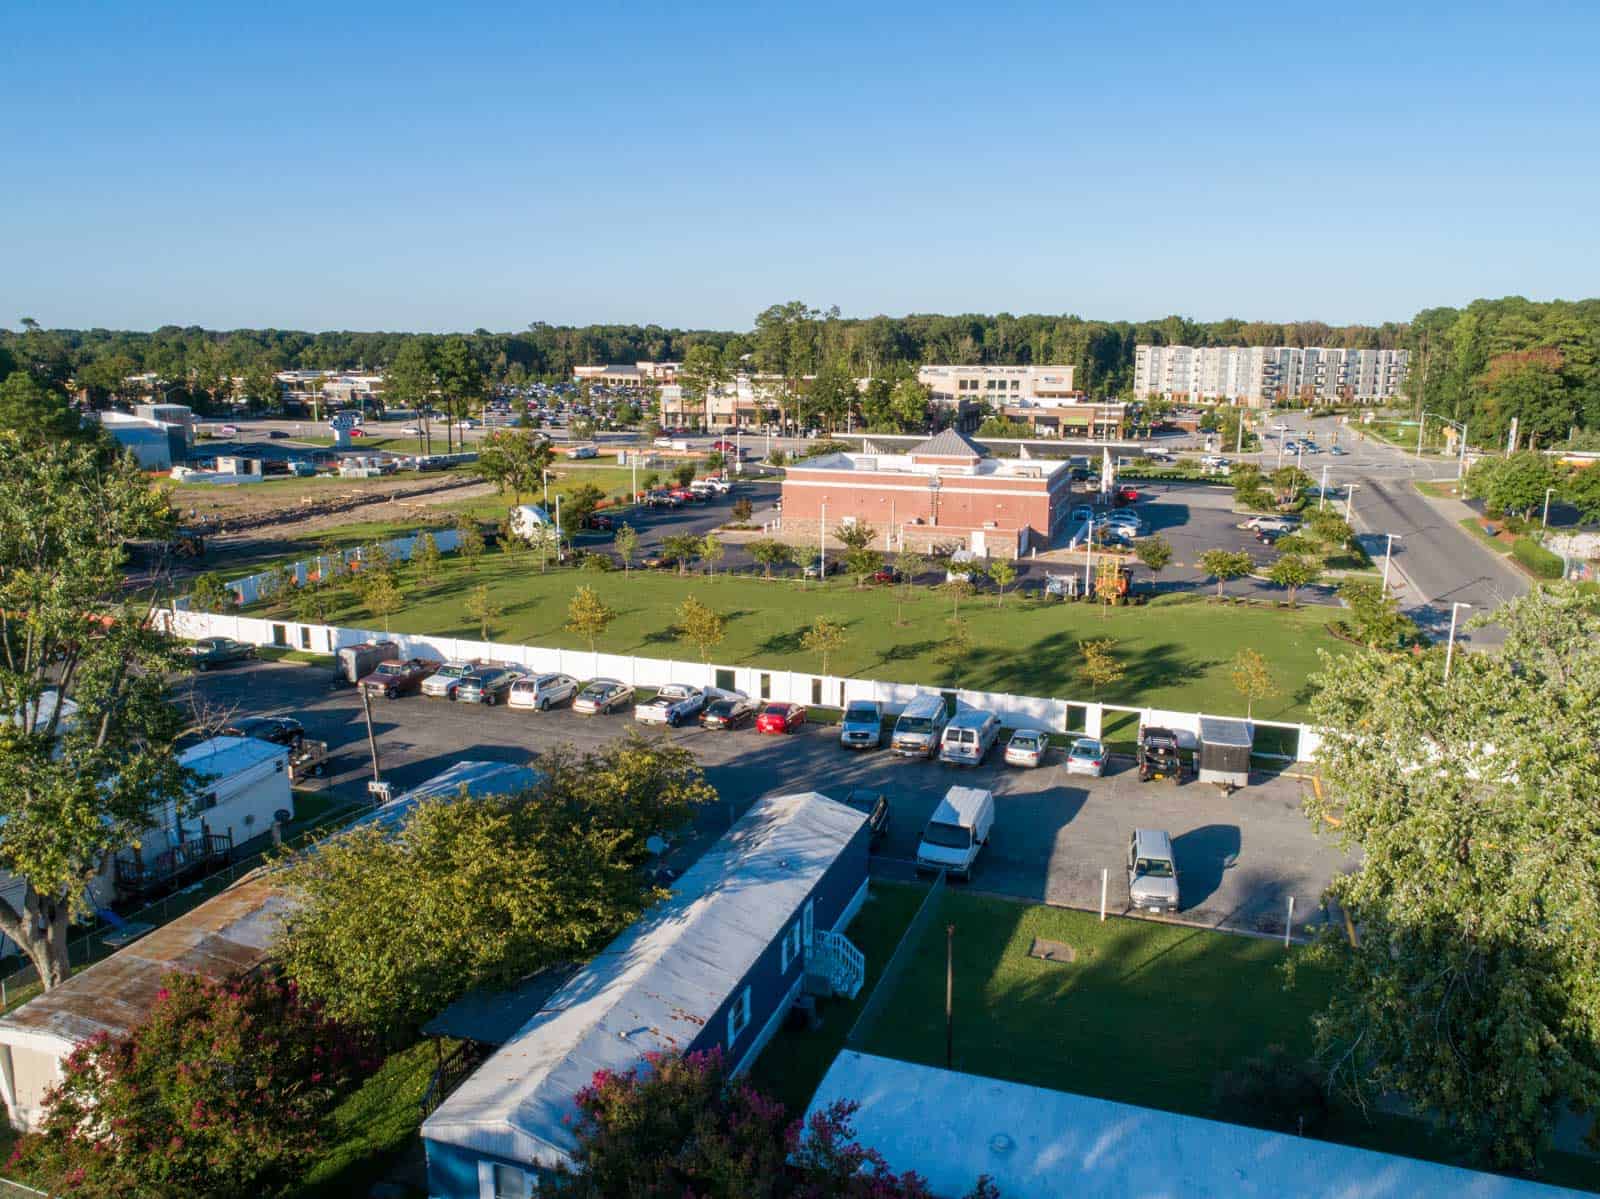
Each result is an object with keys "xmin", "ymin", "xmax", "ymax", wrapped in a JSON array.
[{"xmin": 422, "ymin": 965, "xmax": 580, "ymax": 1046}]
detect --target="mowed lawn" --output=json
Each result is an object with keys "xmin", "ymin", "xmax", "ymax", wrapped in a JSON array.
[
  {"xmin": 275, "ymin": 550, "xmax": 1341, "ymax": 720},
  {"xmin": 859, "ymin": 891, "xmax": 1329, "ymax": 1117}
]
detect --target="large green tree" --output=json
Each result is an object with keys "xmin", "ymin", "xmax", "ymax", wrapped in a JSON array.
[
  {"xmin": 476, "ymin": 429, "xmax": 553, "ymax": 505},
  {"xmin": 276, "ymin": 737, "xmax": 714, "ymax": 1029},
  {"xmin": 677, "ymin": 343, "xmax": 730, "ymax": 431},
  {"xmin": 0, "ymin": 436, "xmax": 186, "ymax": 987},
  {"xmin": 384, "ymin": 337, "xmax": 438, "ymax": 450},
  {"xmin": 1301, "ymin": 585, "xmax": 1600, "ymax": 1170},
  {"xmin": 0, "ymin": 371, "xmax": 85, "ymax": 443}
]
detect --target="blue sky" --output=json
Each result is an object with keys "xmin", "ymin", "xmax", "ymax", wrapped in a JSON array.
[{"xmin": 3, "ymin": 1, "xmax": 1596, "ymax": 332}]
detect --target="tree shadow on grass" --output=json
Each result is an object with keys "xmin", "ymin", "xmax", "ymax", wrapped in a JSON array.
[
  {"xmin": 757, "ymin": 626, "xmax": 807, "ymax": 656},
  {"xmin": 641, "ymin": 626, "xmax": 683, "ymax": 647},
  {"xmin": 971, "ymin": 633, "xmax": 1215, "ymax": 701},
  {"xmin": 876, "ymin": 640, "xmax": 940, "ymax": 670}
]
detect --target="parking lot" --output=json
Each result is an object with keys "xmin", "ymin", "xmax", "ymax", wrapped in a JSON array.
[{"xmin": 183, "ymin": 658, "xmax": 1356, "ymax": 937}]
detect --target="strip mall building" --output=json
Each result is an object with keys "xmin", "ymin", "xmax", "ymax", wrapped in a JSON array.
[{"xmin": 780, "ymin": 430, "xmax": 1071, "ymax": 558}]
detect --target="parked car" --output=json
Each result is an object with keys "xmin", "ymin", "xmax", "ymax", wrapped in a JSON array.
[
  {"xmin": 700, "ymin": 695, "xmax": 758, "ymax": 729},
  {"xmin": 842, "ymin": 789, "xmax": 890, "ymax": 849},
  {"xmin": 582, "ymin": 513, "xmax": 614, "ymax": 531},
  {"xmin": 839, "ymin": 700, "xmax": 884, "ymax": 749},
  {"xmin": 421, "ymin": 660, "xmax": 479, "ymax": 699},
  {"xmin": 347, "ymin": 427, "xmax": 367, "ymax": 438},
  {"xmin": 634, "ymin": 684, "xmax": 708, "ymax": 727},
  {"xmin": 358, "ymin": 657, "xmax": 441, "ymax": 698},
  {"xmin": 573, "ymin": 678, "xmax": 635, "ymax": 715},
  {"xmin": 803, "ymin": 556, "xmax": 840, "ymax": 579},
  {"xmin": 1069, "ymin": 505, "xmax": 1095, "ymax": 524},
  {"xmin": 711, "ymin": 439, "xmax": 739, "ymax": 452},
  {"xmin": 1329, "ymin": 445, "xmax": 1349, "ymax": 456},
  {"xmin": 939, "ymin": 709, "xmax": 1001, "ymax": 767},
  {"xmin": 870, "ymin": 566, "xmax": 901, "ymax": 585},
  {"xmin": 639, "ymin": 553, "xmax": 669, "ymax": 569},
  {"xmin": 220, "ymin": 715, "xmax": 304, "ymax": 748},
  {"xmin": 755, "ymin": 702, "xmax": 807, "ymax": 734},
  {"xmin": 1065, "ymin": 737, "xmax": 1108, "ymax": 777},
  {"xmin": 1137, "ymin": 726, "xmax": 1189, "ymax": 782},
  {"xmin": 1004, "ymin": 728, "xmax": 1049, "ymax": 768},
  {"xmin": 217, "ymin": 425, "xmax": 239, "ymax": 437},
  {"xmin": 892, "ymin": 694, "xmax": 950, "ymax": 757},
  {"xmin": 508, "ymin": 672, "xmax": 580, "ymax": 711},
  {"xmin": 1115, "ymin": 486, "xmax": 1140, "ymax": 504},
  {"xmin": 400, "ymin": 425, "xmax": 422, "ymax": 435},
  {"xmin": 645, "ymin": 491, "xmax": 682, "ymax": 508},
  {"xmin": 453, "ymin": 666, "xmax": 524, "ymax": 706},
  {"xmin": 915, "ymin": 786, "xmax": 994, "ymax": 880},
  {"xmin": 1128, "ymin": 828, "xmax": 1180, "ymax": 914},
  {"xmin": 266, "ymin": 429, "xmax": 289, "ymax": 439},
  {"xmin": 187, "ymin": 637, "xmax": 255, "ymax": 671}
]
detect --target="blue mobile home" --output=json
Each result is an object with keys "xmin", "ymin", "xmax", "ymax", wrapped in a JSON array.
[{"xmin": 422, "ymin": 790, "xmax": 870, "ymax": 1198}]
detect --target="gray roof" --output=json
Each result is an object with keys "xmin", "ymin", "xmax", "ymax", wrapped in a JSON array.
[
  {"xmin": 341, "ymin": 760, "xmax": 541, "ymax": 840},
  {"xmin": 1198, "ymin": 717, "xmax": 1253, "ymax": 747},
  {"xmin": 422, "ymin": 964, "xmax": 582, "ymax": 1046},
  {"xmin": 422, "ymin": 791, "xmax": 866, "ymax": 1169},
  {"xmin": 806, "ymin": 1052, "xmax": 1590, "ymax": 1199},
  {"xmin": 908, "ymin": 428, "xmax": 983, "ymax": 459}
]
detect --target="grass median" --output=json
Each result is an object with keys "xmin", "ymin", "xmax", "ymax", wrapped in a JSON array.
[{"xmin": 248, "ymin": 550, "xmax": 1342, "ymax": 720}]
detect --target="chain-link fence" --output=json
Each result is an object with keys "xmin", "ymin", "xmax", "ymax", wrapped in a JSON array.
[
  {"xmin": 845, "ymin": 870, "xmax": 946, "ymax": 1052},
  {"xmin": 0, "ymin": 799, "xmax": 366, "ymax": 1013}
]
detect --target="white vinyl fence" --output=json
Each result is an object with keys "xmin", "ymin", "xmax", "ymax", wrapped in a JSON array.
[{"xmin": 159, "ymin": 608, "xmax": 1322, "ymax": 762}]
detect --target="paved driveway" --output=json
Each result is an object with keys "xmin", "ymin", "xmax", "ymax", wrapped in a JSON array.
[{"xmin": 183, "ymin": 660, "xmax": 1356, "ymax": 937}]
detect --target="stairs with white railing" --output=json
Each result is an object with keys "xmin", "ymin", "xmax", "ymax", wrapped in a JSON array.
[{"xmin": 810, "ymin": 929, "xmax": 866, "ymax": 1000}]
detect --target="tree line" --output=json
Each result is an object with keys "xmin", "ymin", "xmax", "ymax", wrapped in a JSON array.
[{"xmin": 4, "ymin": 294, "xmax": 1597, "ymax": 441}]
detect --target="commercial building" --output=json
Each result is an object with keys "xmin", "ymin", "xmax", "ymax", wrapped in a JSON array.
[
  {"xmin": 658, "ymin": 371, "xmax": 796, "ymax": 430},
  {"xmin": 572, "ymin": 361, "xmax": 680, "ymax": 389},
  {"xmin": 97, "ymin": 411, "xmax": 190, "ymax": 469},
  {"xmin": 422, "ymin": 790, "xmax": 870, "ymax": 1197},
  {"xmin": 780, "ymin": 429, "xmax": 1073, "ymax": 558},
  {"xmin": 1133, "ymin": 345, "xmax": 1409, "ymax": 406},
  {"xmin": 917, "ymin": 364, "xmax": 1078, "ymax": 405},
  {"xmin": 804, "ymin": 1052, "xmax": 1588, "ymax": 1199}
]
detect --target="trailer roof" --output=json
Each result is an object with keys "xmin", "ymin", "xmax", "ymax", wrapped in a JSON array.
[{"xmin": 1197, "ymin": 716, "xmax": 1253, "ymax": 747}]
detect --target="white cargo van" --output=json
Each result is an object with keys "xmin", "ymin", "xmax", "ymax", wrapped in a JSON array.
[
  {"xmin": 892, "ymin": 694, "xmax": 950, "ymax": 758},
  {"xmin": 938, "ymin": 709, "xmax": 1000, "ymax": 767},
  {"xmin": 915, "ymin": 786, "xmax": 994, "ymax": 879}
]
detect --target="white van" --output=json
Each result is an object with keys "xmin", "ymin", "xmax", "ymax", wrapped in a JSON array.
[
  {"xmin": 892, "ymin": 694, "xmax": 951, "ymax": 758},
  {"xmin": 915, "ymin": 786, "xmax": 995, "ymax": 879},
  {"xmin": 939, "ymin": 709, "xmax": 1000, "ymax": 767}
]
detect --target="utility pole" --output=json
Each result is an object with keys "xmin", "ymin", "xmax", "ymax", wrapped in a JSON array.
[
  {"xmin": 1381, "ymin": 533, "xmax": 1401, "ymax": 592},
  {"xmin": 1318, "ymin": 463, "xmax": 1330, "ymax": 511},
  {"xmin": 360, "ymin": 685, "xmax": 382, "ymax": 783},
  {"xmin": 820, "ymin": 500, "xmax": 827, "ymax": 577},
  {"xmin": 1345, "ymin": 483, "xmax": 1359, "ymax": 522},
  {"xmin": 945, "ymin": 922, "xmax": 955, "ymax": 1069},
  {"xmin": 1444, "ymin": 602, "xmax": 1471, "ymax": 681},
  {"xmin": 1542, "ymin": 486, "xmax": 1556, "ymax": 530}
]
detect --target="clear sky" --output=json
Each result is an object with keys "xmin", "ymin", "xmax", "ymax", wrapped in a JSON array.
[{"xmin": 3, "ymin": 0, "xmax": 1596, "ymax": 333}]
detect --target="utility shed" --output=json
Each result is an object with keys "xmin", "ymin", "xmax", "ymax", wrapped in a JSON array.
[
  {"xmin": 804, "ymin": 1053, "xmax": 1590, "ymax": 1199},
  {"xmin": 0, "ymin": 873, "xmax": 288, "ymax": 1131},
  {"xmin": 422, "ymin": 791, "xmax": 871, "ymax": 1199}
]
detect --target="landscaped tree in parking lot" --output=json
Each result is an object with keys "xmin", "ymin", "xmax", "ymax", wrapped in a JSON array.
[
  {"xmin": 1133, "ymin": 534, "xmax": 1172, "ymax": 580},
  {"xmin": 277, "ymin": 737, "xmax": 715, "ymax": 1030},
  {"xmin": 700, "ymin": 532, "xmax": 725, "ymax": 577},
  {"xmin": 747, "ymin": 538, "xmax": 793, "ymax": 580},
  {"xmin": 663, "ymin": 533, "xmax": 702, "ymax": 576},
  {"xmin": 1199, "ymin": 548, "xmax": 1255, "ymax": 599},
  {"xmin": 0, "ymin": 436, "xmax": 189, "ymax": 990},
  {"xmin": 1300, "ymin": 584, "xmax": 1600, "ymax": 1172},
  {"xmin": 835, "ymin": 520, "xmax": 881, "ymax": 588},
  {"xmin": 1267, "ymin": 553, "xmax": 1321, "ymax": 606},
  {"xmin": 613, "ymin": 523, "xmax": 639, "ymax": 576}
]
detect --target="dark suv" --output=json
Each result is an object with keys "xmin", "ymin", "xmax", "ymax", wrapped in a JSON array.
[
  {"xmin": 221, "ymin": 715, "xmax": 305, "ymax": 748},
  {"xmin": 1137, "ymin": 726, "xmax": 1189, "ymax": 783},
  {"xmin": 843, "ymin": 789, "xmax": 891, "ymax": 849}
]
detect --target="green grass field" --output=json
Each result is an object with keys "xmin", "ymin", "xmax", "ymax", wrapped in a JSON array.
[
  {"xmin": 829, "ymin": 889, "xmax": 1599, "ymax": 1190},
  {"xmin": 257, "ymin": 551, "xmax": 1342, "ymax": 720}
]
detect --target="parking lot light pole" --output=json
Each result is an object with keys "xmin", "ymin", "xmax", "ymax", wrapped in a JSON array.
[
  {"xmin": 1345, "ymin": 483, "xmax": 1359, "ymax": 522},
  {"xmin": 1542, "ymin": 486, "xmax": 1556, "ymax": 530},
  {"xmin": 1444, "ymin": 602, "xmax": 1471, "ymax": 681},
  {"xmin": 1381, "ymin": 533, "xmax": 1401, "ymax": 592},
  {"xmin": 1318, "ymin": 464, "xmax": 1330, "ymax": 510}
]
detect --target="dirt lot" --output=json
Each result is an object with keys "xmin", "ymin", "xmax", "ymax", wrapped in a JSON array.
[{"xmin": 164, "ymin": 471, "xmax": 494, "ymax": 531}]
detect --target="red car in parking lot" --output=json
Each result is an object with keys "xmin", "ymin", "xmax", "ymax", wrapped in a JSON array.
[
  {"xmin": 755, "ymin": 702, "xmax": 807, "ymax": 734},
  {"xmin": 1115, "ymin": 486, "xmax": 1139, "ymax": 504}
]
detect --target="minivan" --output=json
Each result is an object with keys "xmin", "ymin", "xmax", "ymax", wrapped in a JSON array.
[
  {"xmin": 892, "ymin": 694, "xmax": 951, "ymax": 758},
  {"xmin": 1127, "ymin": 828, "xmax": 1180, "ymax": 914},
  {"xmin": 939, "ymin": 709, "xmax": 1000, "ymax": 767},
  {"xmin": 915, "ymin": 786, "xmax": 995, "ymax": 879}
]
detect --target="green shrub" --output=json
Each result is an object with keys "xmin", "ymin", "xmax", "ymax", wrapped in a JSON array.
[{"xmin": 1512, "ymin": 537, "xmax": 1564, "ymax": 579}]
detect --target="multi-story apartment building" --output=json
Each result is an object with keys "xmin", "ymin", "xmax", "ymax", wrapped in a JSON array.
[{"xmin": 1133, "ymin": 345, "xmax": 1408, "ymax": 406}]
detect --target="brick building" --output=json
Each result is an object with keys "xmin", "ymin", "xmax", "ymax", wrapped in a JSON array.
[{"xmin": 780, "ymin": 430, "xmax": 1071, "ymax": 558}]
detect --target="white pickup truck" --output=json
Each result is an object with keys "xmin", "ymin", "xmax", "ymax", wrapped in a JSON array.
[{"xmin": 633, "ymin": 684, "xmax": 707, "ymax": 727}]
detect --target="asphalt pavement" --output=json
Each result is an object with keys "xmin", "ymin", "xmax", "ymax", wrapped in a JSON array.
[{"xmin": 182, "ymin": 658, "xmax": 1357, "ymax": 939}]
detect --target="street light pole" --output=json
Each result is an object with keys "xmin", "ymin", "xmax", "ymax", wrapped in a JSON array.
[
  {"xmin": 1381, "ymin": 533, "xmax": 1401, "ymax": 592},
  {"xmin": 1542, "ymin": 486, "xmax": 1556, "ymax": 530},
  {"xmin": 1318, "ymin": 463, "xmax": 1330, "ymax": 511},
  {"xmin": 820, "ymin": 500, "xmax": 826, "ymax": 577},
  {"xmin": 1444, "ymin": 602, "xmax": 1471, "ymax": 681},
  {"xmin": 1345, "ymin": 483, "xmax": 1359, "ymax": 522}
]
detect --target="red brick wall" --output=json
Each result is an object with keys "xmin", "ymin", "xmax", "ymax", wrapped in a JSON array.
[{"xmin": 782, "ymin": 467, "xmax": 1059, "ymax": 548}]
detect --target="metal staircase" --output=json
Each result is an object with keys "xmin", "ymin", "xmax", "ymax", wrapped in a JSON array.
[{"xmin": 809, "ymin": 929, "xmax": 866, "ymax": 1000}]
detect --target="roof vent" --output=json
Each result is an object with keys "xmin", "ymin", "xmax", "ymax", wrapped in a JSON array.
[{"xmin": 989, "ymin": 1133, "xmax": 1014, "ymax": 1155}]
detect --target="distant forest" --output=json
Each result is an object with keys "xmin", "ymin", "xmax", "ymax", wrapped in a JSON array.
[{"xmin": 2, "ymin": 296, "xmax": 1596, "ymax": 445}]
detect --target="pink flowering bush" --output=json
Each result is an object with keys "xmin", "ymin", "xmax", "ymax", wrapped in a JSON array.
[
  {"xmin": 10, "ymin": 971, "xmax": 378, "ymax": 1197},
  {"xmin": 549, "ymin": 1049, "xmax": 997, "ymax": 1199}
]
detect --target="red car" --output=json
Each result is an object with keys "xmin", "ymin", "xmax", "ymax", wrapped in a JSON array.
[
  {"xmin": 1115, "ymin": 486, "xmax": 1139, "ymax": 504},
  {"xmin": 871, "ymin": 566, "xmax": 901, "ymax": 584},
  {"xmin": 755, "ymin": 702, "xmax": 807, "ymax": 734},
  {"xmin": 711, "ymin": 439, "xmax": 739, "ymax": 452},
  {"xmin": 348, "ymin": 427, "xmax": 367, "ymax": 438},
  {"xmin": 668, "ymin": 487, "xmax": 698, "ymax": 503}
]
